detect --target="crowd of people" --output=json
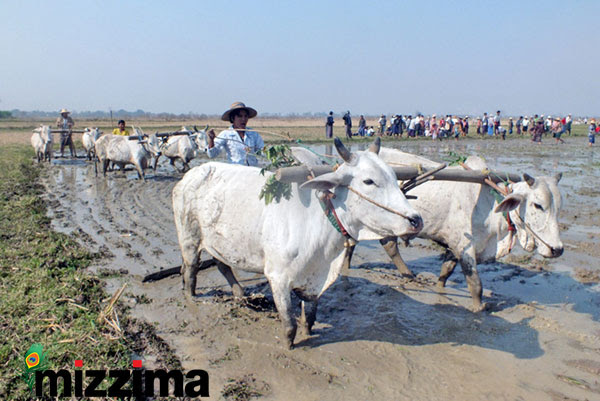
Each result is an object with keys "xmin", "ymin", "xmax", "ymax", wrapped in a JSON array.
[{"xmin": 326, "ymin": 111, "xmax": 595, "ymax": 146}]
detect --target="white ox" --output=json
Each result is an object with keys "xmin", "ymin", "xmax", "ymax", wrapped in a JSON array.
[
  {"xmin": 154, "ymin": 126, "xmax": 207, "ymax": 172},
  {"xmin": 94, "ymin": 129, "xmax": 161, "ymax": 181},
  {"xmin": 173, "ymin": 138, "xmax": 423, "ymax": 348},
  {"xmin": 31, "ymin": 126, "xmax": 54, "ymax": 163},
  {"xmin": 82, "ymin": 127, "xmax": 103, "ymax": 161},
  {"xmin": 378, "ymin": 148, "xmax": 563, "ymax": 311},
  {"xmin": 293, "ymin": 147, "xmax": 564, "ymax": 312}
]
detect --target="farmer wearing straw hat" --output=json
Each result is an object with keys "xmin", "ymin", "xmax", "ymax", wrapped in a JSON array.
[
  {"xmin": 55, "ymin": 108, "xmax": 76, "ymax": 158},
  {"xmin": 206, "ymin": 102, "xmax": 264, "ymax": 166}
]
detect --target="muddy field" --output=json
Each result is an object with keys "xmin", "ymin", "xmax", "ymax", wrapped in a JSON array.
[{"xmin": 40, "ymin": 136, "xmax": 599, "ymax": 400}]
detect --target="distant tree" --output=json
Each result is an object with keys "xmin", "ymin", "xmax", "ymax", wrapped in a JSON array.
[{"xmin": 0, "ymin": 111, "xmax": 12, "ymax": 119}]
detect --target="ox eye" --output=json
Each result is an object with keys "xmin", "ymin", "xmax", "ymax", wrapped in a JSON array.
[
  {"xmin": 363, "ymin": 179, "xmax": 375, "ymax": 186},
  {"xmin": 533, "ymin": 203, "xmax": 544, "ymax": 211}
]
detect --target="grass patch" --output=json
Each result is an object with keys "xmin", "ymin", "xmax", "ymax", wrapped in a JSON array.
[
  {"xmin": 222, "ymin": 374, "xmax": 270, "ymax": 401},
  {"xmin": 0, "ymin": 144, "xmax": 179, "ymax": 399}
]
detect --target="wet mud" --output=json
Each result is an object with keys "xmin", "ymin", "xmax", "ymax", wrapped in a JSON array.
[{"xmin": 41, "ymin": 136, "xmax": 600, "ymax": 400}]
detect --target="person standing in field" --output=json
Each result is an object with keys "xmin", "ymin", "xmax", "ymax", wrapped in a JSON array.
[
  {"xmin": 378, "ymin": 114, "xmax": 386, "ymax": 135},
  {"xmin": 56, "ymin": 108, "xmax": 76, "ymax": 158},
  {"xmin": 112, "ymin": 120, "xmax": 131, "ymax": 136},
  {"xmin": 566, "ymin": 114, "xmax": 573, "ymax": 135},
  {"xmin": 487, "ymin": 118, "xmax": 494, "ymax": 136},
  {"xmin": 453, "ymin": 120, "xmax": 461, "ymax": 141},
  {"xmin": 343, "ymin": 110, "xmax": 352, "ymax": 139},
  {"xmin": 552, "ymin": 117, "xmax": 565, "ymax": 144},
  {"xmin": 481, "ymin": 112, "xmax": 489, "ymax": 136},
  {"xmin": 508, "ymin": 117, "xmax": 513, "ymax": 135},
  {"xmin": 588, "ymin": 119, "xmax": 597, "ymax": 146},
  {"xmin": 325, "ymin": 111, "xmax": 334, "ymax": 139},
  {"xmin": 357, "ymin": 115, "xmax": 366, "ymax": 136},
  {"xmin": 516, "ymin": 116, "xmax": 523, "ymax": 135},
  {"xmin": 532, "ymin": 118, "xmax": 544, "ymax": 144},
  {"xmin": 476, "ymin": 117, "xmax": 482, "ymax": 135},
  {"xmin": 462, "ymin": 117, "xmax": 469, "ymax": 136},
  {"xmin": 206, "ymin": 101, "xmax": 264, "ymax": 166},
  {"xmin": 388, "ymin": 114, "xmax": 396, "ymax": 136},
  {"xmin": 430, "ymin": 115, "xmax": 439, "ymax": 140},
  {"xmin": 494, "ymin": 110, "xmax": 501, "ymax": 134},
  {"xmin": 522, "ymin": 116, "xmax": 530, "ymax": 133}
]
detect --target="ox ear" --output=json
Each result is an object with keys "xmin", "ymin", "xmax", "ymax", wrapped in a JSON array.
[
  {"xmin": 300, "ymin": 171, "xmax": 349, "ymax": 191},
  {"xmin": 523, "ymin": 173, "xmax": 535, "ymax": 187},
  {"xmin": 554, "ymin": 172, "xmax": 562, "ymax": 184},
  {"xmin": 494, "ymin": 193, "xmax": 525, "ymax": 213}
]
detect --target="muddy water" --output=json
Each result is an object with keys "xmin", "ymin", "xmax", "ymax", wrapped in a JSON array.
[{"xmin": 41, "ymin": 136, "xmax": 600, "ymax": 401}]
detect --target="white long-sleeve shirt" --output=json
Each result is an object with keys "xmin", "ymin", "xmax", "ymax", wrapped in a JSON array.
[{"xmin": 206, "ymin": 127, "xmax": 264, "ymax": 166}]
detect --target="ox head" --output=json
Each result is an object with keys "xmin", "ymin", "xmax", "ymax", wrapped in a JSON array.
[
  {"xmin": 495, "ymin": 173, "xmax": 563, "ymax": 258},
  {"xmin": 133, "ymin": 127, "xmax": 162, "ymax": 157},
  {"xmin": 190, "ymin": 125, "xmax": 208, "ymax": 151},
  {"xmin": 34, "ymin": 125, "xmax": 53, "ymax": 143},
  {"xmin": 300, "ymin": 138, "xmax": 423, "ymax": 241},
  {"xmin": 84, "ymin": 127, "xmax": 102, "ymax": 141},
  {"xmin": 144, "ymin": 133, "xmax": 162, "ymax": 157}
]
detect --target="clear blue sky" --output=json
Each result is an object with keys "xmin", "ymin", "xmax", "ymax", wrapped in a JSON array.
[{"xmin": 1, "ymin": 0, "xmax": 598, "ymax": 116}]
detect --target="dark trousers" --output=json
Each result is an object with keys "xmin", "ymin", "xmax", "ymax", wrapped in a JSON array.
[{"xmin": 60, "ymin": 134, "xmax": 76, "ymax": 157}]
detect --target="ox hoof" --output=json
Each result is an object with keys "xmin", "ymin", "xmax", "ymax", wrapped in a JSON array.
[
  {"xmin": 436, "ymin": 280, "xmax": 447, "ymax": 289},
  {"xmin": 284, "ymin": 326, "xmax": 297, "ymax": 350},
  {"xmin": 470, "ymin": 302, "xmax": 487, "ymax": 313},
  {"xmin": 183, "ymin": 285, "xmax": 196, "ymax": 299},
  {"xmin": 232, "ymin": 285, "xmax": 245, "ymax": 300}
]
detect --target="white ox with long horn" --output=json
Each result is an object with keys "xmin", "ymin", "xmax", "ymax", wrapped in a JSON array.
[
  {"xmin": 154, "ymin": 126, "xmax": 207, "ymax": 172},
  {"xmin": 377, "ymin": 148, "xmax": 563, "ymax": 311},
  {"xmin": 172, "ymin": 138, "xmax": 423, "ymax": 348},
  {"xmin": 31, "ymin": 125, "xmax": 54, "ymax": 163},
  {"xmin": 94, "ymin": 127, "xmax": 161, "ymax": 181}
]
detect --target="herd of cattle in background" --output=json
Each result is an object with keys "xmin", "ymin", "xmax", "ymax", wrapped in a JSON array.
[
  {"xmin": 31, "ymin": 125, "xmax": 207, "ymax": 179},
  {"xmin": 30, "ymin": 126, "xmax": 564, "ymax": 349}
]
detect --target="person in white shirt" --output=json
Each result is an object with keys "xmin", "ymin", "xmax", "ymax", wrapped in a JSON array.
[
  {"xmin": 565, "ymin": 114, "xmax": 572, "ymax": 135},
  {"xmin": 207, "ymin": 102, "xmax": 265, "ymax": 166}
]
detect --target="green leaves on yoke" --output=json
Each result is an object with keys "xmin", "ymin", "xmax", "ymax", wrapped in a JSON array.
[{"xmin": 259, "ymin": 145, "xmax": 298, "ymax": 205}]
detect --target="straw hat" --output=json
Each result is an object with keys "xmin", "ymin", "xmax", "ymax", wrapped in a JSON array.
[
  {"xmin": 221, "ymin": 101, "xmax": 257, "ymax": 122},
  {"xmin": 59, "ymin": 108, "xmax": 70, "ymax": 114}
]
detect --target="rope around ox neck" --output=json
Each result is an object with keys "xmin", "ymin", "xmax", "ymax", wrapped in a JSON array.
[{"xmin": 347, "ymin": 186, "xmax": 411, "ymax": 220}]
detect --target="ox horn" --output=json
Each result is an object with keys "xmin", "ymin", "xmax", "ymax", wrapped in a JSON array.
[
  {"xmin": 368, "ymin": 137, "xmax": 381, "ymax": 154},
  {"xmin": 334, "ymin": 137, "xmax": 356, "ymax": 164},
  {"xmin": 523, "ymin": 173, "xmax": 535, "ymax": 187}
]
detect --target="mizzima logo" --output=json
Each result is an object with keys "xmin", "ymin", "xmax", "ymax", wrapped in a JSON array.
[{"xmin": 35, "ymin": 359, "xmax": 209, "ymax": 398}]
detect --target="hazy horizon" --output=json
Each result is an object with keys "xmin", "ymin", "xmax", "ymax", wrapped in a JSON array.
[{"xmin": 2, "ymin": 0, "xmax": 599, "ymax": 117}]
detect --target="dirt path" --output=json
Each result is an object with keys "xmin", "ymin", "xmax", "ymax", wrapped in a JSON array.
[{"xmin": 41, "ymin": 137, "xmax": 600, "ymax": 400}]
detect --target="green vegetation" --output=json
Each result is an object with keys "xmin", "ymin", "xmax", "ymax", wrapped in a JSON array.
[
  {"xmin": 0, "ymin": 145, "xmax": 178, "ymax": 399},
  {"xmin": 259, "ymin": 145, "xmax": 297, "ymax": 205},
  {"xmin": 0, "ymin": 111, "xmax": 12, "ymax": 119}
]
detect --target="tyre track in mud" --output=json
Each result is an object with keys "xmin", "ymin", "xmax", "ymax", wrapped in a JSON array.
[{"xmin": 39, "ymin": 140, "xmax": 600, "ymax": 401}]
